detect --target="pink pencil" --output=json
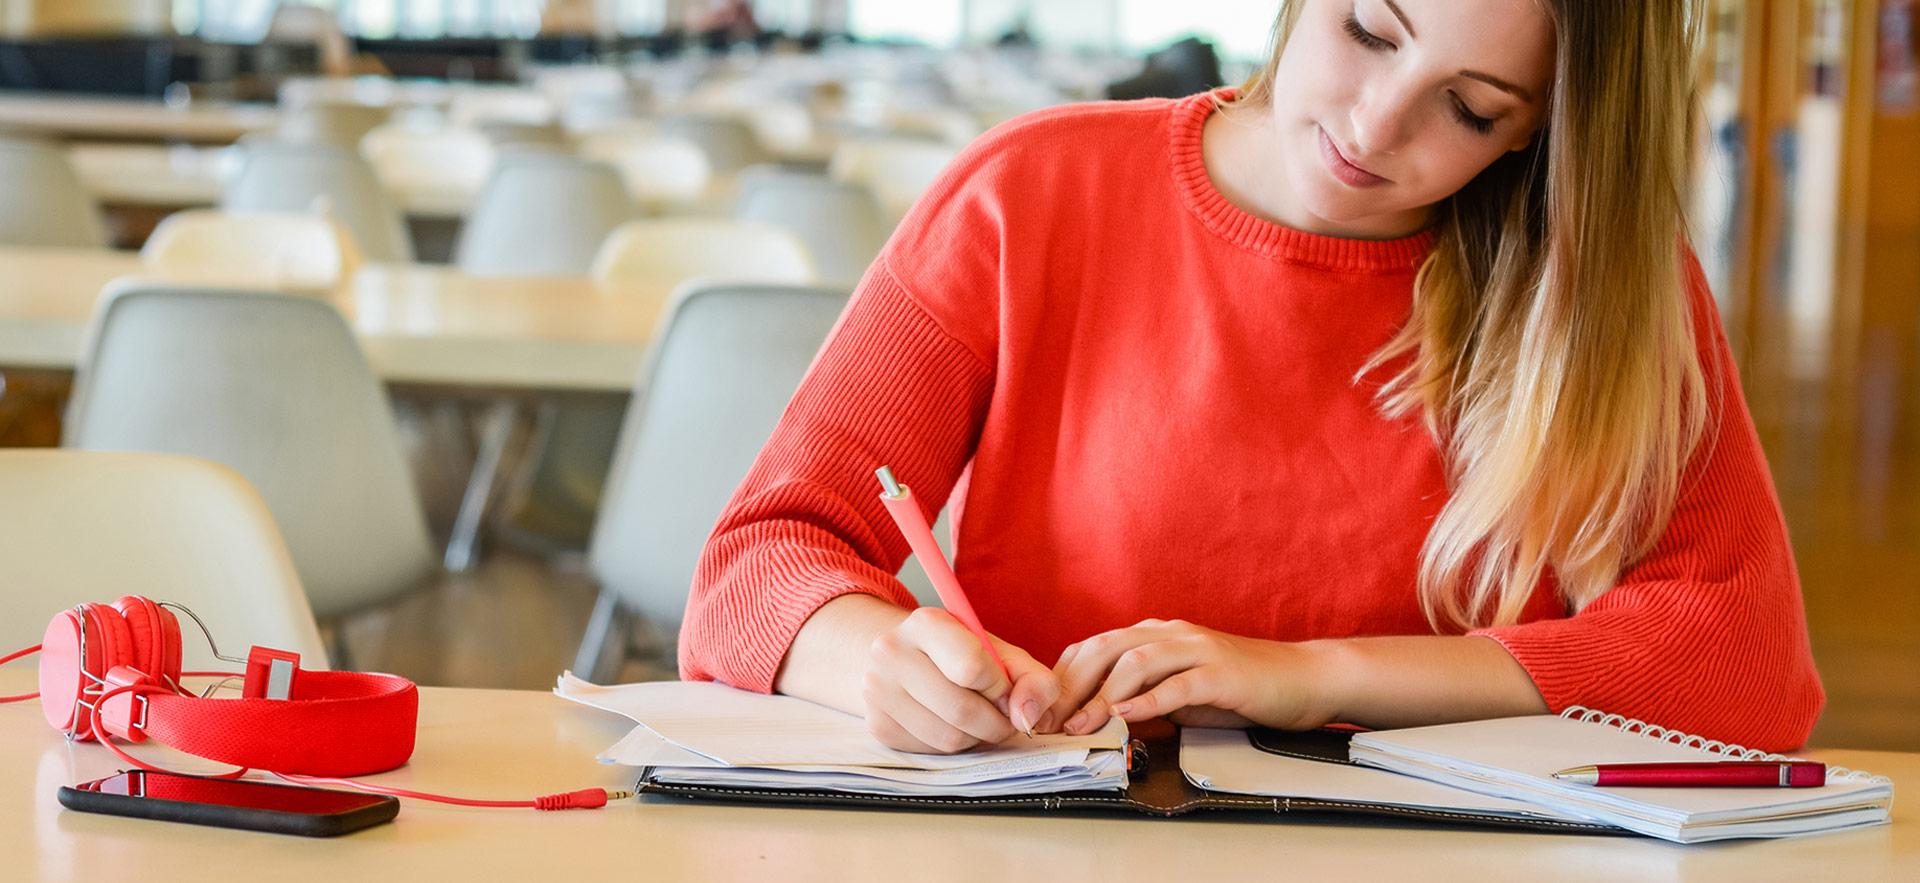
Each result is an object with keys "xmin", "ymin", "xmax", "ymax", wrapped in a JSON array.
[{"xmin": 875, "ymin": 466, "xmax": 1023, "ymax": 730}]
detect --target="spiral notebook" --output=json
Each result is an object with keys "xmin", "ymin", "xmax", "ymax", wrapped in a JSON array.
[{"xmin": 1348, "ymin": 709, "xmax": 1894, "ymax": 843}]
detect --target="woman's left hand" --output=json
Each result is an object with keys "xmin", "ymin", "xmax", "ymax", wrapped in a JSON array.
[{"xmin": 1042, "ymin": 619, "xmax": 1335, "ymax": 736}]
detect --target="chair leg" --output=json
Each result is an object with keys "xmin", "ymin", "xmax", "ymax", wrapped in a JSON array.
[
  {"xmin": 574, "ymin": 588, "xmax": 632, "ymax": 684},
  {"xmin": 444, "ymin": 399, "xmax": 522, "ymax": 572}
]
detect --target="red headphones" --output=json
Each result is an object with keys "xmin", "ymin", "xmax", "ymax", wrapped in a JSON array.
[{"xmin": 4, "ymin": 597, "xmax": 623, "ymax": 810}]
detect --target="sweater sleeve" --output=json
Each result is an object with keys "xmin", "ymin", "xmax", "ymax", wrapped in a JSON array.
[
  {"xmin": 677, "ymin": 120, "xmax": 1023, "ymax": 691},
  {"xmin": 1472, "ymin": 254, "xmax": 1826, "ymax": 751},
  {"xmin": 675, "ymin": 265, "xmax": 995, "ymax": 692}
]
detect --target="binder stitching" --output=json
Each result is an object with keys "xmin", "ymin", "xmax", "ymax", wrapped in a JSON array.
[{"xmin": 1559, "ymin": 706, "xmax": 1892, "ymax": 785}]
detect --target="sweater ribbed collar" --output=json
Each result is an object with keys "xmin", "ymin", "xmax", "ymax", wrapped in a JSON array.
[{"xmin": 1169, "ymin": 89, "xmax": 1436, "ymax": 272}]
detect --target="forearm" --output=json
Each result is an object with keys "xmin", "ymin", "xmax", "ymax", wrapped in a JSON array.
[
  {"xmin": 1304, "ymin": 634, "xmax": 1548, "ymax": 729},
  {"xmin": 772, "ymin": 593, "xmax": 911, "ymax": 715}
]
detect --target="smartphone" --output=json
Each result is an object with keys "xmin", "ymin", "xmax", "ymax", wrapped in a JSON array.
[{"xmin": 58, "ymin": 771, "xmax": 399, "ymax": 837}]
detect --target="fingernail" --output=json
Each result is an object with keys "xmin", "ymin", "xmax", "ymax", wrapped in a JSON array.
[
  {"xmin": 1111, "ymin": 702, "xmax": 1132, "ymax": 716},
  {"xmin": 1064, "ymin": 710, "xmax": 1088, "ymax": 732},
  {"xmin": 1017, "ymin": 699, "xmax": 1041, "ymax": 735}
]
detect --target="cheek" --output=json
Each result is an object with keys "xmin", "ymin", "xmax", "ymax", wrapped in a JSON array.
[{"xmin": 1402, "ymin": 138, "xmax": 1513, "ymax": 201}]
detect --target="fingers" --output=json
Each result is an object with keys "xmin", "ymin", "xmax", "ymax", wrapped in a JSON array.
[
  {"xmin": 864, "ymin": 608, "xmax": 1032, "ymax": 753},
  {"xmin": 1111, "ymin": 669, "xmax": 1218, "ymax": 723},
  {"xmin": 997, "ymin": 641, "xmax": 1062, "ymax": 734},
  {"xmin": 1044, "ymin": 619, "xmax": 1186, "ymax": 732},
  {"xmin": 900, "ymin": 608, "xmax": 1011, "ymax": 702},
  {"xmin": 1063, "ymin": 635, "xmax": 1209, "ymax": 734}
]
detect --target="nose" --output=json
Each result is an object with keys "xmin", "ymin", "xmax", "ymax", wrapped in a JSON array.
[{"xmin": 1348, "ymin": 77, "xmax": 1419, "ymax": 157}]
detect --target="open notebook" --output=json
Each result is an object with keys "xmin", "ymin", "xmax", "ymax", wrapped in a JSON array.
[
  {"xmin": 1349, "ymin": 710, "xmax": 1894, "ymax": 843},
  {"xmin": 554, "ymin": 675, "xmax": 1612, "ymax": 835}
]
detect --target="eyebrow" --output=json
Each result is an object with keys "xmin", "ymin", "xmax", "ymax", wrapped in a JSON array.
[
  {"xmin": 1460, "ymin": 71, "xmax": 1536, "ymax": 103},
  {"xmin": 1383, "ymin": 1, "xmax": 1418, "ymax": 37},
  {"xmin": 1381, "ymin": 0, "xmax": 1538, "ymax": 104}
]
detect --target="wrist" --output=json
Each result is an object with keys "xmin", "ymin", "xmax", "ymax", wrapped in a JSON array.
[{"xmin": 1290, "ymin": 638, "xmax": 1353, "ymax": 728}]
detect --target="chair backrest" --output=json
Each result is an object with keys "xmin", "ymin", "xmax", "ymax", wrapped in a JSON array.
[
  {"xmin": 590, "ymin": 219, "xmax": 816, "ymax": 312},
  {"xmin": 455, "ymin": 154, "xmax": 636, "ymax": 276},
  {"xmin": 141, "ymin": 209, "xmax": 362, "ymax": 291},
  {"xmin": 655, "ymin": 114, "xmax": 768, "ymax": 174},
  {"xmin": 448, "ymin": 88, "xmax": 558, "ymax": 129},
  {"xmin": 0, "ymin": 450, "xmax": 328, "ymax": 670},
  {"xmin": 734, "ymin": 170, "xmax": 888, "ymax": 288},
  {"xmin": 359, "ymin": 123, "xmax": 496, "ymax": 203},
  {"xmin": 63, "ymin": 286, "xmax": 435, "ymax": 621},
  {"xmin": 589, "ymin": 283, "xmax": 850, "ymax": 626},
  {"xmin": 0, "ymin": 138, "xmax": 108, "ymax": 248},
  {"xmin": 829, "ymin": 138, "xmax": 960, "ymax": 224},
  {"xmin": 576, "ymin": 131, "xmax": 713, "ymax": 210},
  {"xmin": 223, "ymin": 142, "xmax": 414, "ymax": 263},
  {"xmin": 274, "ymin": 102, "xmax": 392, "ymax": 150}
]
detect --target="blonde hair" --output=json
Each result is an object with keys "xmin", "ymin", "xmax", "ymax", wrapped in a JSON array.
[{"xmin": 1236, "ymin": 1, "xmax": 1710, "ymax": 630}]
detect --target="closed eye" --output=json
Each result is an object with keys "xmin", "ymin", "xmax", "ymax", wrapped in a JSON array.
[
  {"xmin": 1342, "ymin": 14, "xmax": 1393, "ymax": 51},
  {"xmin": 1450, "ymin": 95, "xmax": 1496, "ymax": 134}
]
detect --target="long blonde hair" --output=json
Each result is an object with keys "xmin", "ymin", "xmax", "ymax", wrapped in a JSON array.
[{"xmin": 1237, "ymin": 1, "xmax": 1710, "ymax": 630}]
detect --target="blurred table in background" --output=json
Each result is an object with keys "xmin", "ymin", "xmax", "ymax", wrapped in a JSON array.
[
  {"xmin": 0, "ymin": 94, "xmax": 276, "ymax": 145},
  {"xmin": 0, "ymin": 246, "xmax": 654, "ymax": 392}
]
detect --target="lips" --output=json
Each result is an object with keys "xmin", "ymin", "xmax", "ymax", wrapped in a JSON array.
[{"xmin": 1318, "ymin": 127, "xmax": 1389, "ymax": 188}]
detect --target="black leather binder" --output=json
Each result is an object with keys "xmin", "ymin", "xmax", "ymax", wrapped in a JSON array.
[{"xmin": 633, "ymin": 719, "xmax": 1628, "ymax": 835}]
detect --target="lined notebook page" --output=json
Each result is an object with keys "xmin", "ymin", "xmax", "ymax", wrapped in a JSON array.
[
  {"xmin": 1350, "ymin": 715, "xmax": 1893, "ymax": 842},
  {"xmin": 556, "ymin": 674, "xmax": 1126, "ymax": 770}
]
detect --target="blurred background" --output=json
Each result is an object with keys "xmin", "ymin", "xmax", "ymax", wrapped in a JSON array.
[{"xmin": 0, "ymin": 1, "xmax": 1911, "ymax": 752}]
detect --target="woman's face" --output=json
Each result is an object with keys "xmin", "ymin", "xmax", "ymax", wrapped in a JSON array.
[{"xmin": 1267, "ymin": 0, "xmax": 1556, "ymax": 235}]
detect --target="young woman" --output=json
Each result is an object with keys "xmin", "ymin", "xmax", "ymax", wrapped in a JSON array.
[{"xmin": 679, "ymin": 0, "xmax": 1826, "ymax": 753}]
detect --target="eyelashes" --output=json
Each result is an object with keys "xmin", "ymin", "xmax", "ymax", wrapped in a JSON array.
[
  {"xmin": 1341, "ymin": 12, "xmax": 1498, "ymax": 135},
  {"xmin": 1341, "ymin": 13, "xmax": 1392, "ymax": 50}
]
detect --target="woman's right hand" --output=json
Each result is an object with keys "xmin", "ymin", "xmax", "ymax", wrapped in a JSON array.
[{"xmin": 862, "ymin": 607, "xmax": 1063, "ymax": 754}]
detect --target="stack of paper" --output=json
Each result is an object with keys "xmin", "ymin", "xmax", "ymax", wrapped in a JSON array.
[
  {"xmin": 1350, "ymin": 715, "xmax": 1894, "ymax": 843},
  {"xmin": 555, "ymin": 674, "xmax": 1130, "ymax": 798}
]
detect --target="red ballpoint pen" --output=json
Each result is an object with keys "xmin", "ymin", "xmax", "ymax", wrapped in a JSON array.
[{"xmin": 1551, "ymin": 761, "xmax": 1827, "ymax": 788}]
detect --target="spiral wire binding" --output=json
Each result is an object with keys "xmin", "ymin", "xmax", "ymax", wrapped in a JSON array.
[{"xmin": 1559, "ymin": 706, "xmax": 1891, "ymax": 785}]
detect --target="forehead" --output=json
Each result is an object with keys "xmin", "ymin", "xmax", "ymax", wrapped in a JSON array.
[{"xmin": 1369, "ymin": 0, "xmax": 1556, "ymax": 86}]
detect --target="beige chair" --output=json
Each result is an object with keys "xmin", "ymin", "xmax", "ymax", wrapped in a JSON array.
[
  {"xmin": 274, "ymin": 102, "xmax": 392, "ymax": 150},
  {"xmin": 359, "ymin": 123, "xmax": 496, "ymax": 210},
  {"xmin": 456, "ymin": 155, "xmax": 635, "ymax": 276},
  {"xmin": 500, "ymin": 221, "xmax": 816, "ymax": 559},
  {"xmin": 448, "ymin": 88, "xmax": 558, "ymax": 129},
  {"xmin": 0, "ymin": 138, "xmax": 108, "ymax": 248},
  {"xmin": 572, "ymin": 282, "xmax": 852, "ymax": 681},
  {"xmin": 0, "ymin": 450, "xmax": 327, "ymax": 672},
  {"xmin": 576, "ymin": 131, "xmax": 714, "ymax": 213},
  {"xmin": 140, "ymin": 210, "xmax": 362, "ymax": 291},
  {"xmin": 64, "ymin": 286, "xmax": 436, "ymax": 654},
  {"xmin": 734, "ymin": 171, "xmax": 889, "ymax": 288},
  {"xmin": 829, "ymin": 138, "xmax": 961, "ymax": 224},
  {"xmin": 223, "ymin": 142, "xmax": 414, "ymax": 263},
  {"xmin": 591, "ymin": 219, "xmax": 816, "ymax": 310}
]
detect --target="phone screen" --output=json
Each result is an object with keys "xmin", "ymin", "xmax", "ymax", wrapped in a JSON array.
[{"xmin": 72, "ymin": 771, "xmax": 390, "ymax": 815}]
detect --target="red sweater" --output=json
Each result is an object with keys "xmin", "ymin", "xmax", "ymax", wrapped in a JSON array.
[{"xmin": 680, "ymin": 91, "xmax": 1825, "ymax": 750}]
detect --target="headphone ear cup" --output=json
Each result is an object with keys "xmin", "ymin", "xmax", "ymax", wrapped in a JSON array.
[
  {"xmin": 37, "ymin": 609, "xmax": 91, "ymax": 735},
  {"xmin": 113, "ymin": 596, "xmax": 179, "ymax": 686}
]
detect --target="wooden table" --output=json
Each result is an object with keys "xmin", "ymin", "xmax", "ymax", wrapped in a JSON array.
[
  {"xmin": 67, "ymin": 143, "xmax": 474, "ymax": 220},
  {"xmin": 0, "ymin": 669, "xmax": 1911, "ymax": 881},
  {"xmin": 0, "ymin": 94, "xmax": 277, "ymax": 145},
  {"xmin": 0, "ymin": 246, "xmax": 660, "ymax": 392}
]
